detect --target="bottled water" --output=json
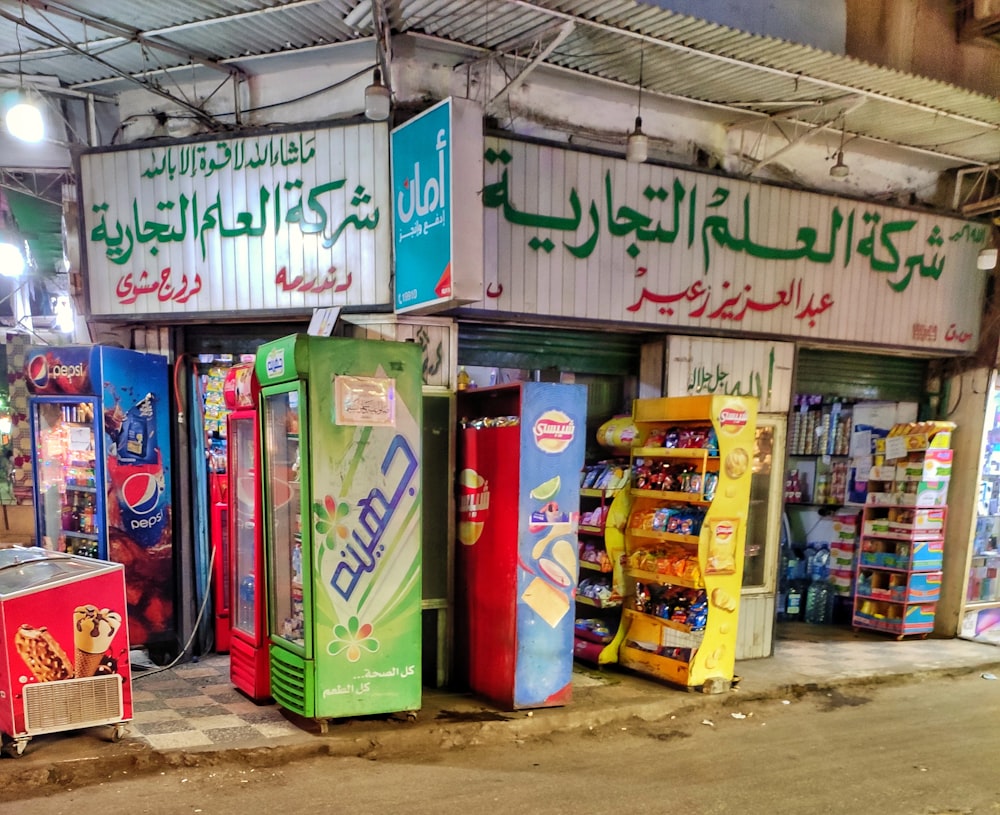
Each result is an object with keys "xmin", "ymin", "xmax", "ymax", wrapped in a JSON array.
[{"xmin": 805, "ymin": 579, "xmax": 833, "ymax": 624}]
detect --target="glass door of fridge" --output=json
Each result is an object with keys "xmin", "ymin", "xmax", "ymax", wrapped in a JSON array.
[
  {"xmin": 230, "ymin": 413, "xmax": 259, "ymax": 640},
  {"xmin": 262, "ymin": 386, "xmax": 308, "ymax": 653},
  {"xmin": 31, "ymin": 399, "xmax": 101, "ymax": 556},
  {"xmin": 743, "ymin": 415, "xmax": 786, "ymax": 593}
]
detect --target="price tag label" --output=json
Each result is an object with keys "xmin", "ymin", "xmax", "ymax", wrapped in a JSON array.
[{"xmin": 884, "ymin": 435, "xmax": 908, "ymax": 461}]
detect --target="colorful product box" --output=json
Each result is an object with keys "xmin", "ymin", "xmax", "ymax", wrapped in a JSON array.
[
  {"xmin": 895, "ymin": 480, "xmax": 950, "ymax": 507},
  {"xmin": 887, "ymin": 507, "xmax": 945, "ymax": 533},
  {"xmin": 891, "ymin": 571, "xmax": 942, "ymax": 603}
]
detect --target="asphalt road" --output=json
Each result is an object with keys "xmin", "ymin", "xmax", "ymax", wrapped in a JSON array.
[{"xmin": 7, "ymin": 671, "xmax": 1000, "ymax": 814}]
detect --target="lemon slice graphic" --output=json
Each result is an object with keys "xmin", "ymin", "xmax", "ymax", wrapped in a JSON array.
[{"xmin": 529, "ymin": 475, "xmax": 561, "ymax": 501}]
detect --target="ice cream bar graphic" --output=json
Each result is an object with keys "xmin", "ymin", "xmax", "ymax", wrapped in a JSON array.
[{"xmin": 73, "ymin": 605, "xmax": 123, "ymax": 678}]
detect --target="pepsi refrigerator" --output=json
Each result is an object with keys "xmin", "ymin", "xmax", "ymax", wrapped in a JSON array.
[
  {"xmin": 24, "ymin": 346, "xmax": 175, "ymax": 652},
  {"xmin": 254, "ymin": 334, "xmax": 422, "ymax": 725},
  {"xmin": 223, "ymin": 361, "xmax": 270, "ymax": 702},
  {"xmin": 455, "ymin": 382, "xmax": 587, "ymax": 710}
]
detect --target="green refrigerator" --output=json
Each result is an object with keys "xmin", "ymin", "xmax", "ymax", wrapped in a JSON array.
[{"xmin": 255, "ymin": 334, "xmax": 422, "ymax": 722}]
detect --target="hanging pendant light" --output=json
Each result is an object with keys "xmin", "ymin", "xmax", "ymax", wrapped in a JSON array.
[
  {"xmin": 829, "ymin": 122, "xmax": 849, "ymax": 178},
  {"xmin": 626, "ymin": 48, "xmax": 647, "ymax": 163},
  {"xmin": 626, "ymin": 116, "xmax": 648, "ymax": 164},
  {"xmin": 365, "ymin": 67, "xmax": 391, "ymax": 122}
]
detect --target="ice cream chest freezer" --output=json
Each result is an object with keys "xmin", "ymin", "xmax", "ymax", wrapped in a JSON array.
[{"xmin": 0, "ymin": 547, "xmax": 132, "ymax": 757}]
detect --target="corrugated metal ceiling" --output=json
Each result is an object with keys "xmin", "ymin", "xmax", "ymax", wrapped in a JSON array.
[{"xmin": 0, "ymin": 0, "xmax": 995, "ymax": 168}]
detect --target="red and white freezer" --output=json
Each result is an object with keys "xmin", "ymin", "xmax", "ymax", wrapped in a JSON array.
[{"xmin": 0, "ymin": 547, "xmax": 132, "ymax": 757}]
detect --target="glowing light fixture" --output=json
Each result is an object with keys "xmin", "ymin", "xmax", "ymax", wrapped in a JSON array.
[
  {"xmin": 978, "ymin": 247, "xmax": 998, "ymax": 270},
  {"xmin": 54, "ymin": 295, "xmax": 74, "ymax": 333},
  {"xmin": 626, "ymin": 48, "xmax": 648, "ymax": 164},
  {"xmin": 364, "ymin": 68, "xmax": 391, "ymax": 122},
  {"xmin": 2, "ymin": 89, "xmax": 44, "ymax": 143},
  {"xmin": 0, "ymin": 241, "xmax": 25, "ymax": 278}
]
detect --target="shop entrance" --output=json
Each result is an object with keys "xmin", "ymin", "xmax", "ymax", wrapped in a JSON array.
[{"xmin": 779, "ymin": 348, "xmax": 930, "ymax": 640}]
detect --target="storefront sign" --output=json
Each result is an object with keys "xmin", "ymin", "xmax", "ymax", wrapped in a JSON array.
[
  {"xmin": 391, "ymin": 97, "xmax": 483, "ymax": 315},
  {"xmin": 478, "ymin": 138, "xmax": 989, "ymax": 354},
  {"xmin": 79, "ymin": 124, "xmax": 391, "ymax": 319},
  {"xmin": 667, "ymin": 337, "xmax": 794, "ymax": 414}
]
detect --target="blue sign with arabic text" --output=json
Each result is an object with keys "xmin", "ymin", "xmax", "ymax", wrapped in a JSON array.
[{"xmin": 391, "ymin": 98, "xmax": 453, "ymax": 313}]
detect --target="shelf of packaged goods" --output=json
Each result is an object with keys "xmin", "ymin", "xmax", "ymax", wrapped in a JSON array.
[
  {"xmin": 619, "ymin": 644, "xmax": 691, "ymax": 682},
  {"xmin": 788, "ymin": 453, "xmax": 851, "ymax": 459},
  {"xmin": 579, "ymin": 559, "xmax": 612, "ymax": 573},
  {"xmin": 860, "ymin": 530, "xmax": 943, "ymax": 542},
  {"xmin": 621, "ymin": 606, "xmax": 703, "ymax": 636},
  {"xmin": 627, "ymin": 528, "xmax": 700, "ymax": 547},
  {"xmin": 851, "ymin": 611, "xmax": 933, "ymax": 638},
  {"xmin": 63, "ymin": 530, "xmax": 99, "ymax": 541},
  {"xmin": 66, "ymin": 485, "xmax": 97, "ymax": 493},
  {"xmin": 964, "ymin": 598, "xmax": 1000, "ymax": 611},
  {"xmin": 624, "ymin": 568, "xmax": 704, "ymax": 590},
  {"xmin": 630, "ymin": 489, "xmax": 710, "ymax": 504},
  {"xmin": 785, "ymin": 501, "xmax": 849, "ymax": 509},
  {"xmin": 576, "ymin": 595, "xmax": 622, "ymax": 609},
  {"xmin": 580, "ymin": 488, "xmax": 621, "ymax": 499},
  {"xmin": 632, "ymin": 447, "xmax": 712, "ymax": 460},
  {"xmin": 579, "ymin": 524, "xmax": 605, "ymax": 536},
  {"xmin": 854, "ymin": 591, "xmax": 933, "ymax": 604}
]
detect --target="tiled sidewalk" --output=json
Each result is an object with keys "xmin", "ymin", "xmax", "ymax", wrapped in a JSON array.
[{"xmin": 127, "ymin": 657, "xmax": 302, "ymax": 750}]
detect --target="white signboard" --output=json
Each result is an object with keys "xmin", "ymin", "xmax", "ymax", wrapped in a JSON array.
[
  {"xmin": 478, "ymin": 138, "xmax": 989, "ymax": 354},
  {"xmin": 666, "ymin": 336, "xmax": 794, "ymax": 414},
  {"xmin": 79, "ymin": 124, "xmax": 391, "ymax": 319}
]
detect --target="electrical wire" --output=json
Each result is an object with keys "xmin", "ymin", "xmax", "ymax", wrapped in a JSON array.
[{"xmin": 132, "ymin": 540, "xmax": 216, "ymax": 679}]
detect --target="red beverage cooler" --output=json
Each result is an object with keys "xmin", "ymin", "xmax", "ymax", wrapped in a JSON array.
[
  {"xmin": 223, "ymin": 363, "xmax": 270, "ymax": 702},
  {"xmin": 210, "ymin": 474, "xmax": 230, "ymax": 653},
  {"xmin": 455, "ymin": 382, "xmax": 587, "ymax": 710},
  {"xmin": 0, "ymin": 547, "xmax": 132, "ymax": 757}
]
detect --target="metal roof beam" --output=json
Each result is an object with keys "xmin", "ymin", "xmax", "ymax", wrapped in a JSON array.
[
  {"xmin": 497, "ymin": 0, "xmax": 1000, "ymax": 138},
  {"xmin": 0, "ymin": 7, "xmax": 227, "ymax": 130},
  {"xmin": 18, "ymin": 0, "xmax": 247, "ymax": 82},
  {"xmin": 486, "ymin": 20, "xmax": 574, "ymax": 115}
]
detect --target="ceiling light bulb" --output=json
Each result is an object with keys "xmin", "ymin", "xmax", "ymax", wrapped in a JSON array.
[
  {"xmin": 365, "ymin": 68, "xmax": 391, "ymax": 122},
  {"xmin": 829, "ymin": 150, "xmax": 849, "ymax": 178},
  {"xmin": 5, "ymin": 96, "xmax": 44, "ymax": 143},
  {"xmin": 626, "ymin": 116, "xmax": 648, "ymax": 164},
  {"xmin": 0, "ymin": 242, "xmax": 25, "ymax": 277}
]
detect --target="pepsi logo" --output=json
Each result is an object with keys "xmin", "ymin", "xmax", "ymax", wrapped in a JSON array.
[
  {"xmin": 121, "ymin": 472, "xmax": 162, "ymax": 515},
  {"xmin": 26, "ymin": 354, "xmax": 48, "ymax": 388}
]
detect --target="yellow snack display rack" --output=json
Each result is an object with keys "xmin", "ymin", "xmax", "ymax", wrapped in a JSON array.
[{"xmin": 617, "ymin": 395, "xmax": 758, "ymax": 692}]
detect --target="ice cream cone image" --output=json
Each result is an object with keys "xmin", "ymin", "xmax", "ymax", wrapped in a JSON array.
[{"xmin": 73, "ymin": 605, "xmax": 123, "ymax": 679}]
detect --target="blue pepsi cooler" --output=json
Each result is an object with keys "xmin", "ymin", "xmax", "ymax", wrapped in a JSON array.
[{"xmin": 24, "ymin": 345, "xmax": 175, "ymax": 653}]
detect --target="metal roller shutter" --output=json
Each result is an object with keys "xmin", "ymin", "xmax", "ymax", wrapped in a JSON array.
[
  {"xmin": 457, "ymin": 323, "xmax": 641, "ymax": 376},
  {"xmin": 795, "ymin": 349, "xmax": 928, "ymax": 403}
]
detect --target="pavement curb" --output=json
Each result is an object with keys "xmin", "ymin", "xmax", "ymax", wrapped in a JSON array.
[{"xmin": 7, "ymin": 656, "xmax": 1000, "ymax": 801}]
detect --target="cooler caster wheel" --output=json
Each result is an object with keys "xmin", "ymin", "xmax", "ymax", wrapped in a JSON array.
[
  {"xmin": 3, "ymin": 737, "xmax": 28, "ymax": 757},
  {"xmin": 111, "ymin": 723, "xmax": 128, "ymax": 742}
]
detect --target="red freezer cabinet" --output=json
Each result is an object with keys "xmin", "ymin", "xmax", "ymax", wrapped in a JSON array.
[{"xmin": 0, "ymin": 547, "xmax": 132, "ymax": 757}]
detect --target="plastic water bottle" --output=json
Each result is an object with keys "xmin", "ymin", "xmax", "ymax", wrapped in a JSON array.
[{"xmin": 805, "ymin": 580, "xmax": 833, "ymax": 624}]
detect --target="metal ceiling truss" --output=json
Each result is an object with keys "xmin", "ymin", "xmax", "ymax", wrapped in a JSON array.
[
  {"xmin": 0, "ymin": 168, "xmax": 71, "ymax": 205},
  {"xmin": 1, "ymin": 1, "xmax": 245, "ymax": 129},
  {"xmin": 731, "ymin": 94, "xmax": 868, "ymax": 176}
]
